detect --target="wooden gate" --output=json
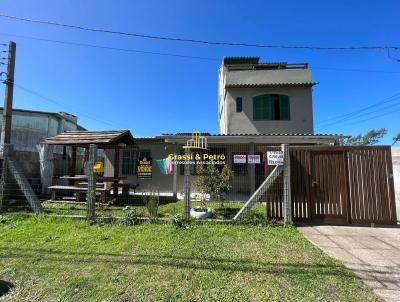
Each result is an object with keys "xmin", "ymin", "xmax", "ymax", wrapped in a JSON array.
[
  {"xmin": 259, "ymin": 146, "xmax": 397, "ymax": 225},
  {"xmin": 310, "ymin": 150, "xmax": 349, "ymax": 224}
]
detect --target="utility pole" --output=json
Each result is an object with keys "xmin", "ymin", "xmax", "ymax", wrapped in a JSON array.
[
  {"xmin": 0, "ymin": 41, "xmax": 16, "ymax": 212},
  {"xmin": 1, "ymin": 41, "xmax": 16, "ymax": 149}
]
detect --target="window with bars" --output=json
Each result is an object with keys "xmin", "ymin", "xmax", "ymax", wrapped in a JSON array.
[
  {"xmin": 122, "ymin": 150, "xmax": 151, "ymax": 175},
  {"xmin": 253, "ymin": 94, "xmax": 290, "ymax": 121}
]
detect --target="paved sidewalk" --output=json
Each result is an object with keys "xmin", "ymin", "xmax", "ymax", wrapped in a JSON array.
[{"xmin": 298, "ymin": 225, "xmax": 400, "ymax": 302}]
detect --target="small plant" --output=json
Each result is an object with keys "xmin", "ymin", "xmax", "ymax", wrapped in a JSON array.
[
  {"xmin": 172, "ymin": 213, "xmax": 193, "ymax": 229},
  {"xmin": 121, "ymin": 206, "xmax": 137, "ymax": 226},
  {"xmin": 144, "ymin": 187, "xmax": 159, "ymax": 221},
  {"xmin": 194, "ymin": 164, "xmax": 233, "ymax": 207}
]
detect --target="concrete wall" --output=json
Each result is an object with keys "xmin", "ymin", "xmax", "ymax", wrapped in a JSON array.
[
  {"xmin": 392, "ymin": 147, "xmax": 400, "ymax": 221},
  {"xmin": 223, "ymin": 86, "xmax": 313, "ymax": 134},
  {"xmin": 218, "ymin": 67, "xmax": 314, "ymax": 135}
]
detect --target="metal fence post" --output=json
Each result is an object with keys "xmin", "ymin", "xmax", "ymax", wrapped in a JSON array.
[
  {"xmin": 282, "ymin": 144, "xmax": 292, "ymax": 222},
  {"xmin": 184, "ymin": 148, "xmax": 191, "ymax": 220},
  {"xmin": 87, "ymin": 144, "xmax": 97, "ymax": 221}
]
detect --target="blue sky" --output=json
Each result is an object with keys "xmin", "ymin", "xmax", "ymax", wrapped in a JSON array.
[{"xmin": 0, "ymin": 0, "xmax": 399, "ymax": 144}]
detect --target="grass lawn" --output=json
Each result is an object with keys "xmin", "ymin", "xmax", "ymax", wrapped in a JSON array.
[
  {"xmin": 0, "ymin": 216, "xmax": 379, "ymax": 302},
  {"xmin": 40, "ymin": 200, "xmax": 266, "ymax": 220}
]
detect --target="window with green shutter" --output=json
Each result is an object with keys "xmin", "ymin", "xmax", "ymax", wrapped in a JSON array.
[{"xmin": 253, "ymin": 94, "xmax": 290, "ymax": 121}]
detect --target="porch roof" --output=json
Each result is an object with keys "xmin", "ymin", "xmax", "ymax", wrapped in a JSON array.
[
  {"xmin": 42, "ymin": 130, "xmax": 136, "ymax": 148},
  {"xmin": 158, "ymin": 133, "xmax": 345, "ymax": 145}
]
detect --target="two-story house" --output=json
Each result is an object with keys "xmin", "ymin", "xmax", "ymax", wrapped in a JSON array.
[
  {"xmin": 218, "ymin": 57, "xmax": 314, "ymax": 135},
  {"xmin": 98, "ymin": 57, "xmax": 340, "ymax": 196}
]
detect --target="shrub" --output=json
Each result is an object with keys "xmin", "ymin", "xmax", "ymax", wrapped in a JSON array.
[
  {"xmin": 121, "ymin": 206, "xmax": 137, "ymax": 226},
  {"xmin": 144, "ymin": 188, "xmax": 159, "ymax": 221}
]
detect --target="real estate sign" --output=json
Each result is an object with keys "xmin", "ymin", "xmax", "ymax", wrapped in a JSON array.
[
  {"xmin": 247, "ymin": 155, "xmax": 261, "ymax": 164},
  {"xmin": 233, "ymin": 154, "xmax": 247, "ymax": 164},
  {"xmin": 266, "ymin": 151, "xmax": 284, "ymax": 166},
  {"xmin": 137, "ymin": 157, "xmax": 152, "ymax": 179}
]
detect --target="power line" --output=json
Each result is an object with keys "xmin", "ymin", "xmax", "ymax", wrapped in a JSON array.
[
  {"xmin": 318, "ymin": 106, "xmax": 400, "ymax": 131},
  {"xmin": 0, "ymin": 13, "xmax": 399, "ymax": 50},
  {"xmin": 0, "ymin": 32, "xmax": 219, "ymax": 62},
  {"xmin": 317, "ymin": 98, "xmax": 400, "ymax": 130},
  {"xmin": 1, "ymin": 32, "xmax": 400, "ymax": 74},
  {"xmin": 311, "ymin": 66, "xmax": 400, "ymax": 74},
  {"xmin": 316, "ymin": 92, "xmax": 400, "ymax": 125},
  {"xmin": 12, "ymin": 82, "xmax": 130, "ymax": 129}
]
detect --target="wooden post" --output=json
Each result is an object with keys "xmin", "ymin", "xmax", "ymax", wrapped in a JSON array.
[
  {"xmin": 282, "ymin": 144, "xmax": 292, "ymax": 222},
  {"xmin": 62, "ymin": 146, "xmax": 68, "ymax": 175},
  {"xmin": 183, "ymin": 148, "xmax": 191, "ymax": 220},
  {"xmin": 113, "ymin": 148, "xmax": 120, "ymax": 201},
  {"xmin": 249, "ymin": 143, "xmax": 256, "ymax": 193},
  {"xmin": 70, "ymin": 146, "xmax": 77, "ymax": 176},
  {"xmin": 87, "ymin": 144, "xmax": 97, "ymax": 221}
]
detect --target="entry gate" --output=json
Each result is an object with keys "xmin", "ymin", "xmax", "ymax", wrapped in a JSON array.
[{"xmin": 259, "ymin": 146, "xmax": 397, "ymax": 225}]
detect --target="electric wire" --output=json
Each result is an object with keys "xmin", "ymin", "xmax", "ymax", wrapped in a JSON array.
[
  {"xmin": 11, "ymin": 82, "xmax": 131, "ymax": 129},
  {"xmin": 0, "ymin": 13, "xmax": 399, "ymax": 50},
  {"xmin": 1, "ymin": 32, "xmax": 400, "ymax": 74},
  {"xmin": 316, "ymin": 92, "xmax": 400, "ymax": 125}
]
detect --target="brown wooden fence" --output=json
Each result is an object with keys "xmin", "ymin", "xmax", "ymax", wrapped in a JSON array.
[{"xmin": 259, "ymin": 146, "xmax": 397, "ymax": 225}]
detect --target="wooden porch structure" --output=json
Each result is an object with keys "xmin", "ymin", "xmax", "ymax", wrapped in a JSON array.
[{"xmin": 42, "ymin": 130, "xmax": 136, "ymax": 202}]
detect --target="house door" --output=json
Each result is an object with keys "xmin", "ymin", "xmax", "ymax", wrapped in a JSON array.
[{"xmin": 310, "ymin": 151, "xmax": 349, "ymax": 223}]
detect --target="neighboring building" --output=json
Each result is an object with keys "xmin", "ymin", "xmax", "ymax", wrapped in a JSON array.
[
  {"xmin": 218, "ymin": 57, "xmax": 315, "ymax": 135},
  {"xmin": 0, "ymin": 108, "xmax": 85, "ymax": 152},
  {"xmin": 0, "ymin": 108, "xmax": 86, "ymax": 185}
]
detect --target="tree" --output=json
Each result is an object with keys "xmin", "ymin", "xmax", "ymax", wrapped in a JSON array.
[
  {"xmin": 393, "ymin": 133, "xmax": 400, "ymax": 145},
  {"xmin": 194, "ymin": 165, "xmax": 234, "ymax": 204},
  {"xmin": 339, "ymin": 128, "xmax": 387, "ymax": 146}
]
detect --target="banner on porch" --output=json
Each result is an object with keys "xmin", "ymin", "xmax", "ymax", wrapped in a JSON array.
[{"xmin": 155, "ymin": 155, "xmax": 173, "ymax": 175}]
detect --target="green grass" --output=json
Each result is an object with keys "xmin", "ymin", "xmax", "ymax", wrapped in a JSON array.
[
  {"xmin": 0, "ymin": 216, "xmax": 380, "ymax": 302},
  {"xmin": 40, "ymin": 200, "xmax": 266, "ymax": 220}
]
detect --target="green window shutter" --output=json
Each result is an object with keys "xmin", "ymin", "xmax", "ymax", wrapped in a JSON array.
[
  {"xmin": 264, "ymin": 95, "xmax": 274, "ymax": 120},
  {"xmin": 279, "ymin": 95, "xmax": 290, "ymax": 120},
  {"xmin": 254, "ymin": 95, "xmax": 275, "ymax": 120},
  {"xmin": 253, "ymin": 96, "xmax": 262, "ymax": 120}
]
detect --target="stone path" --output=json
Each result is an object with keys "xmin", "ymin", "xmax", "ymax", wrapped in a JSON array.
[{"xmin": 298, "ymin": 225, "xmax": 400, "ymax": 302}]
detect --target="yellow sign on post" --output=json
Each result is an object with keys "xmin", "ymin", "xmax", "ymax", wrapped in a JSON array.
[{"xmin": 93, "ymin": 162, "xmax": 104, "ymax": 173}]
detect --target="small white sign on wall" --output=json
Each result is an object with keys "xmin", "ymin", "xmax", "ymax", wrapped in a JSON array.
[
  {"xmin": 247, "ymin": 155, "xmax": 261, "ymax": 164},
  {"xmin": 233, "ymin": 154, "xmax": 247, "ymax": 164},
  {"xmin": 267, "ymin": 151, "xmax": 284, "ymax": 166}
]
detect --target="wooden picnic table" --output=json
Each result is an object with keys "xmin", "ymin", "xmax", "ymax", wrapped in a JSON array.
[
  {"xmin": 48, "ymin": 185, "xmax": 107, "ymax": 203},
  {"xmin": 59, "ymin": 175, "xmax": 127, "ymax": 182}
]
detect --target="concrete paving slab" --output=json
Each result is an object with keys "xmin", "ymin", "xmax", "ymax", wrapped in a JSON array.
[{"xmin": 299, "ymin": 225, "xmax": 400, "ymax": 302}]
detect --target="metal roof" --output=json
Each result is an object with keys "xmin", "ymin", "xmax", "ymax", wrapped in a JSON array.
[
  {"xmin": 225, "ymin": 82, "xmax": 317, "ymax": 88},
  {"xmin": 160, "ymin": 133, "xmax": 344, "ymax": 137},
  {"xmin": 43, "ymin": 130, "xmax": 135, "ymax": 148},
  {"xmin": 223, "ymin": 57, "xmax": 260, "ymax": 65}
]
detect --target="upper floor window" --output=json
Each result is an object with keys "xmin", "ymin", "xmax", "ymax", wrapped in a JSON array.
[
  {"xmin": 253, "ymin": 94, "xmax": 290, "ymax": 121},
  {"xmin": 236, "ymin": 97, "xmax": 243, "ymax": 112}
]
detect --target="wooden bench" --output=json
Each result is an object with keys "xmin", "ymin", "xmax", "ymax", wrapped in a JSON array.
[
  {"xmin": 48, "ymin": 185, "xmax": 106, "ymax": 203},
  {"xmin": 77, "ymin": 182, "xmax": 105, "ymax": 188}
]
